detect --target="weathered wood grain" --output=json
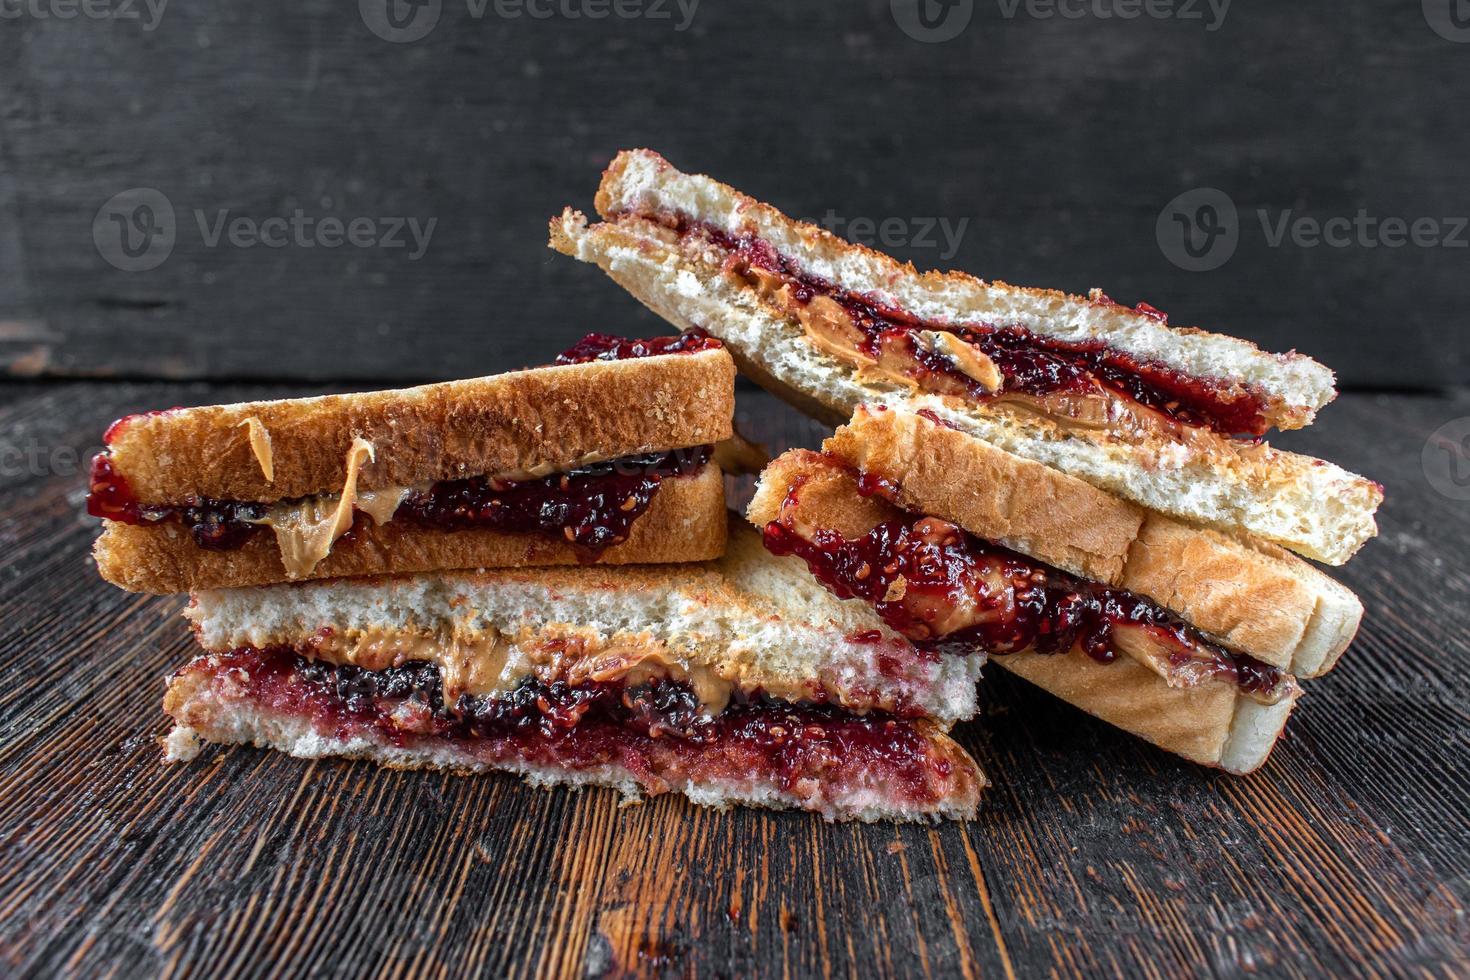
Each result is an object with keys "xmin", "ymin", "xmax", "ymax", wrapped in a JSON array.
[
  {"xmin": 1, "ymin": 3, "xmax": 1467, "ymax": 387},
  {"xmin": 1, "ymin": 382, "xmax": 1468, "ymax": 978}
]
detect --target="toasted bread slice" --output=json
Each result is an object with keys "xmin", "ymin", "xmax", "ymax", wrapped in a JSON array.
[
  {"xmin": 551, "ymin": 157, "xmax": 1383, "ymax": 565},
  {"xmin": 747, "ymin": 450, "xmax": 1301, "ymax": 774},
  {"xmin": 166, "ymin": 521, "xmax": 985, "ymax": 821},
  {"xmin": 186, "ymin": 521, "xmax": 985, "ymax": 725},
  {"xmin": 821, "ymin": 406, "xmax": 1362, "ymax": 677},
  {"xmin": 578, "ymin": 149, "xmax": 1334, "ymax": 430},
  {"xmin": 102, "ymin": 346, "xmax": 735, "ymax": 505},
  {"xmin": 96, "ymin": 464, "xmax": 729, "ymax": 593}
]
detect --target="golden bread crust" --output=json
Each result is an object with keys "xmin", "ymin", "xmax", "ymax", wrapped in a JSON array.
[
  {"xmin": 996, "ymin": 651, "xmax": 1246, "ymax": 769},
  {"xmin": 820, "ymin": 408, "xmax": 1361, "ymax": 673},
  {"xmin": 747, "ymin": 450, "xmax": 1300, "ymax": 772},
  {"xmin": 551, "ymin": 207, "xmax": 1380, "ymax": 565},
  {"xmin": 827, "ymin": 408, "xmax": 1143, "ymax": 584},
  {"xmin": 104, "ymin": 348, "xmax": 736, "ymax": 504},
  {"xmin": 96, "ymin": 465, "xmax": 727, "ymax": 593}
]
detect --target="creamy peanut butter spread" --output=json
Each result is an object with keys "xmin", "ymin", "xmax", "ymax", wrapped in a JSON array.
[
  {"xmin": 730, "ymin": 262, "xmax": 1247, "ymax": 455},
  {"xmin": 491, "ymin": 451, "xmax": 610, "ymax": 483},
  {"xmin": 914, "ymin": 331, "xmax": 1003, "ymax": 393},
  {"xmin": 236, "ymin": 444, "xmax": 712, "ymax": 582},
  {"xmin": 251, "ymin": 437, "xmax": 390, "ymax": 580},
  {"xmin": 300, "ymin": 625, "xmax": 825, "ymax": 715},
  {"xmin": 239, "ymin": 416, "xmax": 274, "ymax": 483},
  {"xmin": 1109, "ymin": 624, "xmax": 1294, "ymax": 705}
]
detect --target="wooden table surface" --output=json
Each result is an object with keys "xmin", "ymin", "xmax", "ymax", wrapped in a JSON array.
[{"xmin": 2, "ymin": 380, "xmax": 1467, "ymax": 979}]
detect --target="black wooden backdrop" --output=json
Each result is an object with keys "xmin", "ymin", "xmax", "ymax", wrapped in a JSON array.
[{"xmin": 1, "ymin": 1, "xmax": 1467, "ymax": 386}]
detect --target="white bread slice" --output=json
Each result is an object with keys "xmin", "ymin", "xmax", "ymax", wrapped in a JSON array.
[
  {"xmin": 551, "ymin": 209, "xmax": 1381, "ymax": 565},
  {"xmin": 102, "ymin": 344, "xmax": 735, "ymax": 504},
  {"xmin": 588, "ymin": 149, "xmax": 1335, "ymax": 428},
  {"xmin": 186, "ymin": 521, "xmax": 985, "ymax": 725},
  {"xmin": 161, "ymin": 697, "xmax": 980, "ymax": 823},
  {"xmin": 746, "ymin": 450, "xmax": 1301, "ymax": 775},
  {"xmin": 823, "ymin": 405, "xmax": 1362, "ymax": 677}
]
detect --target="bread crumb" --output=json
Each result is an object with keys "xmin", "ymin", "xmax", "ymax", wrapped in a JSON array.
[{"xmin": 162, "ymin": 725, "xmax": 202, "ymax": 762}]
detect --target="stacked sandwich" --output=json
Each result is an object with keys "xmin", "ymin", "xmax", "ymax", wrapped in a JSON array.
[
  {"xmin": 552, "ymin": 149, "xmax": 1383, "ymax": 773},
  {"xmin": 89, "ymin": 333, "xmax": 985, "ymax": 820}
]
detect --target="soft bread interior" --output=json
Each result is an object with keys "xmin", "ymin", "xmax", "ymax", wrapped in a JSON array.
[
  {"xmin": 589, "ymin": 148, "xmax": 1336, "ymax": 425},
  {"xmin": 187, "ymin": 522, "xmax": 985, "ymax": 725},
  {"xmin": 551, "ymin": 212, "xmax": 1379, "ymax": 565}
]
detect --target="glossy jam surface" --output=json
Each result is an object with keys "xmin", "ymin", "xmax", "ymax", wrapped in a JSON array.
[
  {"xmin": 687, "ymin": 223, "xmax": 1269, "ymax": 437},
  {"xmin": 762, "ymin": 503, "xmax": 1283, "ymax": 697},
  {"xmin": 87, "ymin": 455, "xmax": 267, "ymax": 551},
  {"xmin": 190, "ymin": 648, "xmax": 957, "ymax": 806},
  {"xmin": 88, "ymin": 446, "xmax": 713, "ymax": 558},
  {"xmin": 396, "ymin": 446, "xmax": 713, "ymax": 555},
  {"xmin": 554, "ymin": 329, "xmax": 723, "ymax": 365}
]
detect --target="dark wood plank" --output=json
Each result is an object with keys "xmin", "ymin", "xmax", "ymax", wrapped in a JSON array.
[
  {"xmin": 1, "ymin": 2, "xmax": 1467, "ymax": 387},
  {"xmin": 1, "ymin": 382, "xmax": 1468, "ymax": 978}
]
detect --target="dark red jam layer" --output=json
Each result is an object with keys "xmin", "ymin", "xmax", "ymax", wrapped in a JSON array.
[
  {"xmin": 762, "ymin": 496, "xmax": 1283, "ymax": 698},
  {"xmin": 191, "ymin": 647, "xmax": 958, "ymax": 808},
  {"xmin": 395, "ymin": 446, "xmax": 712, "ymax": 554},
  {"xmin": 87, "ymin": 446, "xmax": 713, "ymax": 558},
  {"xmin": 554, "ymin": 328, "xmax": 723, "ymax": 365},
  {"xmin": 682, "ymin": 222, "xmax": 1269, "ymax": 438}
]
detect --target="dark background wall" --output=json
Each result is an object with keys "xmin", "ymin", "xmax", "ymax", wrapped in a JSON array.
[{"xmin": 1, "ymin": 0, "xmax": 1465, "ymax": 387}]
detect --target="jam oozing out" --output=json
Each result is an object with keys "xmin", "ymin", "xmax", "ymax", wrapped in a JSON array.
[
  {"xmin": 88, "ymin": 446, "xmax": 713, "ymax": 558},
  {"xmin": 87, "ymin": 455, "xmax": 266, "ymax": 551},
  {"xmin": 682, "ymin": 222, "xmax": 1269, "ymax": 438},
  {"xmin": 189, "ymin": 648, "xmax": 957, "ymax": 806},
  {"xmin": 762, "ymin": 507, "xmax": 1284, "ymax": 698},
  {"xmin": 554, "ymin": 328, "xmax": 723, "ymax": 365}
]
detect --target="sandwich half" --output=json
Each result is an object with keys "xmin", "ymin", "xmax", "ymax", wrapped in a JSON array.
[
  {"xmin": 164, "ymin": 522, "xmax": 986, "ymax": 822},
  {"xmin": 747, "ymin": 406, "xmax": 1365, "ymax": 774},
  {"xmin": 551, "ymin": 149, "xmax": 1383, "ymax": 564},
  {"xmin": 90, "ymin": 333, "xmax": 734, "ymax": 593}
]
